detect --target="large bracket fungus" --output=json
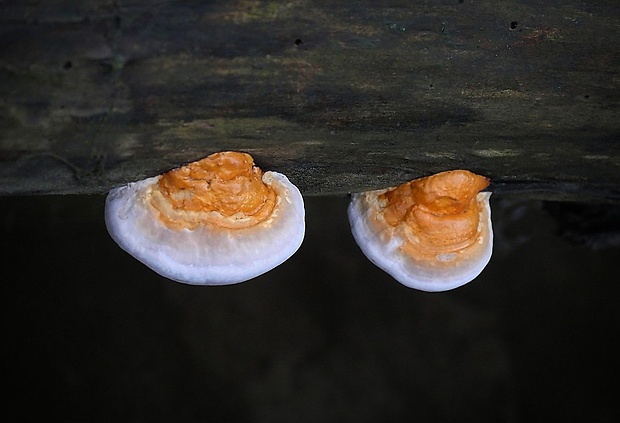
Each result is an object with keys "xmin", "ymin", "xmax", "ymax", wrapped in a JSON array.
[
  {"xmin": 348, "ymin": 170, "xmax": 493, "ymax": 292},
  {"xmin": 105, "ymin": 151, "xmax": 305, "ymax": 285}
]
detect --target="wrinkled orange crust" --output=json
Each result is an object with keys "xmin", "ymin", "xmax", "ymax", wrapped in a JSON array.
[
  {"xmin": 379, "ymin": 170, "xmax": 490, "ymax": 260},
  {"xmin": 149, "ymin": 152, "xmax": 277, "ymax": 230}
]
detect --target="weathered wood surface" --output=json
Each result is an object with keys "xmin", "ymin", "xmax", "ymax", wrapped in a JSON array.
[{"xmin": 1, "ymin": 0, "xmax": 619, "ymax": 201}]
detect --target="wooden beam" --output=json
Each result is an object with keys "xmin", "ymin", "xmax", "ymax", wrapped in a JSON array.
[{"xmin": 1, "ymin": 0, "xmax": 619, "ymax": 202}]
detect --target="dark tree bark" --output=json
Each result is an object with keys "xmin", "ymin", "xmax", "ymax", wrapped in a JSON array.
[{"xmin": 1, "ymin": 0, "xmax": 619, "ymax": 202}]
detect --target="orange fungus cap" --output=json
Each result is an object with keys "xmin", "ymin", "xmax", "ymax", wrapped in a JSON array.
[{"xmin": 348, "ymin": 170, "xmax": 493, "ymax": 292}]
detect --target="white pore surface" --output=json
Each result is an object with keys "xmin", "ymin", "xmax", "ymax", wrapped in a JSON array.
[
  {"xmin": 105, "ymin": 172, "xmax": 305, "ymax": 285},
  {"xmin": 348, "ymin": 191, "xmax": 493, "ymax": 292}
]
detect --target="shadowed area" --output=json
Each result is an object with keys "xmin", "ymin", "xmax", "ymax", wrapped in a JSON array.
[{"xmin": 2, "ymin": 194, "xmax": 619, "ymax": 422}]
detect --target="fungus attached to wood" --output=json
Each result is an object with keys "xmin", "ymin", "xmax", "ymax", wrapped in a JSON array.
[
  {"xmin": 348, "ymin": 170, "xmax": 493, "ymax": 292},
  {"xmin": 105, "ymin": 151, "xmax": 305, "ymax": 285}
]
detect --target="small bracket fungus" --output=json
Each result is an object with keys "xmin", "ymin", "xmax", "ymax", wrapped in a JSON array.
[
  {"xmin": 348, "ymin": 170, "xmax": 493, "ymax": 292},
  {"xmin": 105, "ymin": 151, "xmax": 305, "ymax": 285}
]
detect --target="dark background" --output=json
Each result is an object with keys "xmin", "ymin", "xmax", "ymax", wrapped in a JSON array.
[{"xmin": 2, "ymin": 193, "xmax": 619, "ymax": 422}]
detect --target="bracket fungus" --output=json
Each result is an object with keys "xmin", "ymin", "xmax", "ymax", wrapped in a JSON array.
[
  {"xmin": 348, "ymin": 170, "xmax": 493, "ymax": 292},
  {"xmin": 105, "ymin": 151, "xmax": 305, "ymax": 285}
]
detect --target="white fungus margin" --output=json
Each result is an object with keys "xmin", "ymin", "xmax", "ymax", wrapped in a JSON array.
[
  {"xmin": 348, "ymin": 190, "xmax": 493, "ymax": 292},
  {"xmin": 105, "ymin": 171, "xmax": 305, "ymax": 285}
]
